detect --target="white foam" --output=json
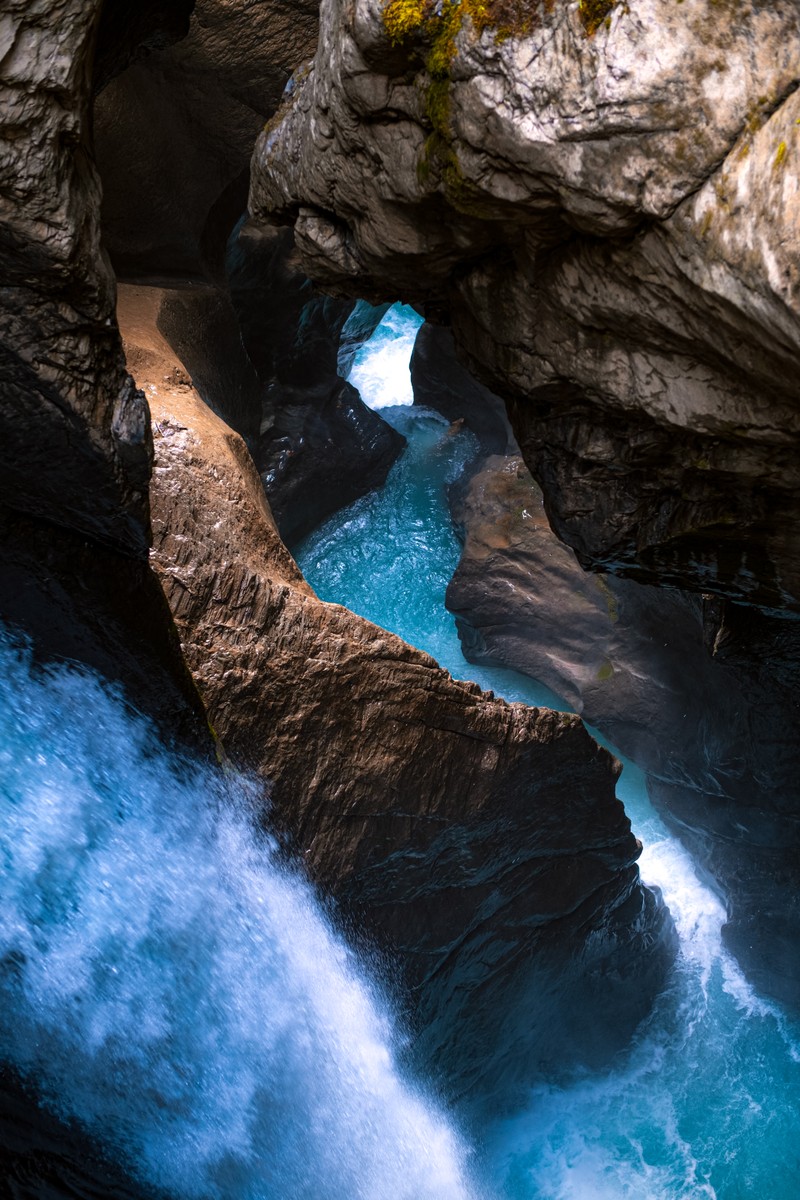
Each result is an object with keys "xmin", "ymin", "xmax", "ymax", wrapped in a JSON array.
[
  {"xmin": 0, "ymin": 637, "xmax": 483, "ymax": 1200},
  {"xmin": 348, "ymin": 303, "xmax": 423, "ymax": 409}
]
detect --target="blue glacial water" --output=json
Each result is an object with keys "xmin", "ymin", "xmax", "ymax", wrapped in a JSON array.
[
  {"xmin": 295, "ymin": 304, "xmax": 800, "ymax": 1200},
  {"xmin": 0, "ymin": 637, "xmax": 485, "ymax": 1200}
]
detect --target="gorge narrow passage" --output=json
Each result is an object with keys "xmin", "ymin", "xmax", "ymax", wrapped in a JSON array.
[{"xmin": 295, "ymin": 306, "xmax": 800, "ymax": 1200}]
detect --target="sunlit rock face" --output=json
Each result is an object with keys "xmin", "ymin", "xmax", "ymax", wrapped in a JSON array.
[
  {"xmin": 250, "ymin": 0, "xmax": 800, "ymax": 613},
  {"xmin": 118, "ymin": 291, "xmax": 676, "ymax": 1115}
]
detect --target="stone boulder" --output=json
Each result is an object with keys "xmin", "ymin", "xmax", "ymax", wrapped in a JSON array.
[
  {"xmin": 119, "ymin": 293, "xmax": 675, "ymax": 1113},
  {"xmin": 447, "ymin": 453, "xmax": 800, "ymax": 1006},
  {"xmin": 250, "ymin": 0, "xmax": 800, "ymax": 614}
]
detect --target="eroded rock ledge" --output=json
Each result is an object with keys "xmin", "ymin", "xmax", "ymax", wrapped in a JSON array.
[
  {"xmin": 250, "ymin": 0, "xmax": 800, "ymax": 613},
  {"xmin": 119, "ymin": 284, "xmax": 675, "ymax": 1113}
]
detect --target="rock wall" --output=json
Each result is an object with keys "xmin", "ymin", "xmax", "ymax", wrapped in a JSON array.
[
  {"xmin": 92, "ymin": 0, "xmax": 405, "ymax": 546},
  {"xmin": 447, "ymin": 453, "xmax": 800, "ymax": 1006},
  {"xmin": 119, "ymin": 287, "xmax": 675, "ymax": 1112},
  {"xmin": 250, "ymin": 0, "xmax": 800, "ymax": 614},
  {"xmin": 0, "ymin": 0, "xmax": 208, "ymax": 743},
  {"xmin": 227, "ymin": 221, "xmax": 406, "ymax": 544},
  {"xmin": 0, "ymin": 0, "xmax": 153, "ymax": 555},
  {"xmin": 411, "ymin": 321, "xmax": 515, "ymax": 455},
  {"xmin": 93, "ymin": 0, "xmax": 319, "ymax": 282}
]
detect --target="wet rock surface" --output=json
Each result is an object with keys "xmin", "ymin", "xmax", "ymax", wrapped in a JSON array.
[
  {"xmin": 0, "ymin": 504, "xmax": 208, "ymax": 755},
  {"xmin": 0, "ymin": 0, "xmax": 207, "ymax": 745},
  {"xmin": 228, "ymin": 221, "xmax": 406, "ymax": 544},
  {"xmin": 411, "ymin": 322, "xmax": 515, "ymax": 455},
  {"xmin": 0, "ymin": 1066, "xmax": 165, "ymax": 1200},
  {"xmin": 251, "ymin": 0, "xmax": 800, "ymax": 613},
  {"xmin": 120, "ymin": 296, "xmax": 675, "ymax": 1111},
  {"xmin": 448, "ymin": 454, "xmax": 800, "ymax": 1006}
]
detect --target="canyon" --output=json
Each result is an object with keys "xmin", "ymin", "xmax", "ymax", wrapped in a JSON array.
[{"xmin": 0, "ymin": 0, "xmax": 798, "ymax": 1196}]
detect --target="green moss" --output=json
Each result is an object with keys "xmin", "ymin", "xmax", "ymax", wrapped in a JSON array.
[
  {"xmin": 774, "ymin": 140, "xmax": 788, "ymax": 169},
  {"xmin": 595, "ymin": 575, "xmax": 619, "ymax": 625},
  {"xmin": 577, "ymin": 0, "xmax": 616, "ymax": 35},
  {"xmin": 383, "ymin": 0, "xmax": 427, "ymax": 42},
  {"xmin": 390, "ymin": 0, "xmax": 622, "ymax": 205},
  {"xmin": 383, "ymin": 0, "xmax": 620, "ymax": 57}
]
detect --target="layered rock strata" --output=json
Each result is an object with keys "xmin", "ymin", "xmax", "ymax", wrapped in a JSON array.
[
  {"xmin": 250, "ymin": 0, "xmax": 800, "ymax": 613},
  {"xmin": 119, "ymin": 290, "xmax": 675, "ymax": 1111},
  {"xmin": 447, "ymin": 453, "xmax": 800, "ymax": 1005}
]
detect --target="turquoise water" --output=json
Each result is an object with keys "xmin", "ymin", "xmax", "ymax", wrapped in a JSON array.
[
  {"xmin": 296, "ymin": 305, "xmax": 800, "ymax": 1200},
  {"xmin": 2, "ymin": 301, "xmax": 797, "ymax": 1200},
  {"xmin": 0, "ymin": 637, "xmax": 485, "ymax": 1200}
]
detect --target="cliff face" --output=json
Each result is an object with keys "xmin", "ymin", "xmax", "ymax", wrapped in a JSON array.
[
  {"xmin": 0, "ymin": 0, "xmax": 154, "ymax": 555},
  {"xmin": 119, "ymin": 285, "xmax": 675, "ymax": 1112},
  {"xmin": 446, "ymin": 452, "xmax": 800, "ymax": 1003},
  {"xmin": 0, "ymin": 0, "xmax": 208, "ymax": 741},
  {"xmin": 226, "ymin": 220, "xmax": 405, "ymax": 544},
  {"xmin": 93, "ymin": 0, "xmax": 319, "ymax": 282},
  {"xmin": 250, "ymin": 0, "xmax": 800, "ymax": 613}
]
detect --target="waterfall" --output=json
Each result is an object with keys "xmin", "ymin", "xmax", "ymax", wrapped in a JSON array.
[
  {"xmin": 0, "ymin": 634, "xmax": 484, "ymax": 1200},
  {"xmin": 296, "ymin": 303, "xmax": 800, "ymax": 1200}
]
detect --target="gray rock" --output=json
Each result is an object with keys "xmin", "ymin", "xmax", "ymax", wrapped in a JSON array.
[
  {"xmin": 411, "ymin": 321, "xmax": 516, "ymax": 455},
  {"xmin": 447, "ymin": 453, "xmax": 800, "ymax": 1006},
  {"xmin": 250, "ymin": 0, "xmax": 800, "ymax": 613},
  {"xmin": 94, "ymin": 0, "xmax": 319, "ymax": 282},
  {"xmin": 0, "ymin": 0, "xmax": 153, "ymax": 555},
  {"xmin": 227, "ymin": 220, "xmax": 405, "ymax": 544}
]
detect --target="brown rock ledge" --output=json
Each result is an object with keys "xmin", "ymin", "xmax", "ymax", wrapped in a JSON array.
[{"xmin": 119, "ymin": 284, "xmax": 675, "ymax": 1113}]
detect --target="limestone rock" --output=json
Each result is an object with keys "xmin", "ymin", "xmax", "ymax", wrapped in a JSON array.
[
  {"xmin": 0, "ymin": 0, "xmax": 152, "ymax": 554},
  {"xmin": 121, "ymin": 295, "xmax": 675, "ymax": 1110},
  {"xmin": 250, "ymin": 0, "xmax": 800, "ymax": 613},
  {"xmin": 447, "ymin": 453, "xmax": 800, "ymax": 1006},
  {"xmin": 154, "ymin": 284, "xmax": 266, "ymax": 443}
]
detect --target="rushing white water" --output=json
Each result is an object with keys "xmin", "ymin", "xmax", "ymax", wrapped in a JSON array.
[
  {"xmin": 347, "ymin": 304, "xmax": 421, "ymax": 409},
  {"xmin": 295, "ymin": 303, "xmax": 800, "ymax": 1200},
  {"xmin": 0, "ymin": 636, "xmax": 484, "ymax": 1200}
]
